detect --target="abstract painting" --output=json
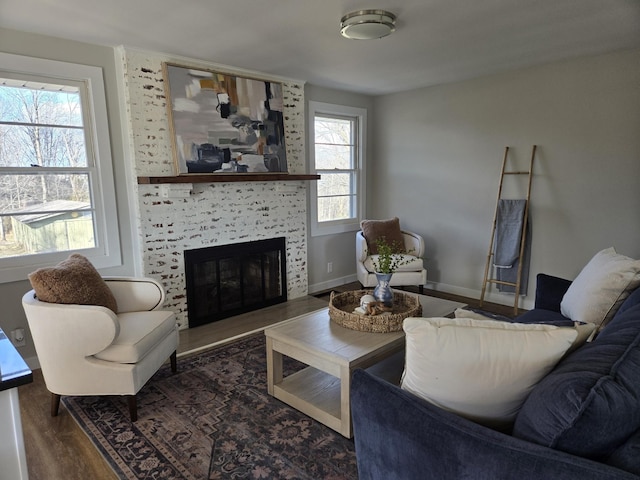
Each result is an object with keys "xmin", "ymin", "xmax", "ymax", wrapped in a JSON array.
[{"xmin": 163, "ymin": 63, "xmax": 288, "ymax": 174}]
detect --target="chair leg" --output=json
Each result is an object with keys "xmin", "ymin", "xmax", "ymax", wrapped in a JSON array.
[
  {"xmin": 170, "ymin": 350, "xmax": 177, "ymax": 373},
  {"xmin": 419, "ymin": 285, "xmax": 424, "ymax": 294},
  {"xmin": 51, "ymin": 393, "xmax": 61, "ymax": 417},
  {"xmin": 127, "ymin": 395, "xmax": 137, "ymax": 422}
]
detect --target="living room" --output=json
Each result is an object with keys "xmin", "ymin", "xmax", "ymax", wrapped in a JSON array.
[{"xmin": 1, "ymin": 1, "xmax": 640, "ymax": 478}]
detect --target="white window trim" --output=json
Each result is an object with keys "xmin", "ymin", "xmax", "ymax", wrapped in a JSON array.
[
  {"xmin": 0, "ymin": 52, "xmax": 121, "ymax": 283},
  {"xmin": 308, "ymin": 101, "xmax": 366, "ymax": 237}
]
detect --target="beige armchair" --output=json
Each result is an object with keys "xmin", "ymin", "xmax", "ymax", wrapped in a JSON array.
[
  {"xmin": 356, "ymin": 230, "xmax": 427, "ymax": 293},
  {"xmin": 22, "ymin": 277, "xmax": 178, "ymax": 421}
]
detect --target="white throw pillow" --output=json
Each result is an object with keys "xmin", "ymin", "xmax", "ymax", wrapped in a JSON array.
[
  {"xmin": 560, "ymin": 247, "xmax": 640, "ymax": 329},
  {"xmin": 453, "ymin": 308, "xmax": 596, "ymax": 352},
  {"xmin": 400, "ymin": 316, "xmax": 578, "ymax": 429}
]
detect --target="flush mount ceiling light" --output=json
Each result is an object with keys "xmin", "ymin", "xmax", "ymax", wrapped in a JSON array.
[{"xmin": 340, "ymin": 9, "xmax": 397, "ymax": 40}]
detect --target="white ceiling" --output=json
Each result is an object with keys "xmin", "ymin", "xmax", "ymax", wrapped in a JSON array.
[{"xmin": 1, "ymin": 0, "xmax": 639, "ymax": 95}]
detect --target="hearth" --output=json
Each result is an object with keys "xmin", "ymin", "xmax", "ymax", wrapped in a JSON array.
[{"xmin": 185, "ymin": 237, "xmax": 287, "ymax": 328}]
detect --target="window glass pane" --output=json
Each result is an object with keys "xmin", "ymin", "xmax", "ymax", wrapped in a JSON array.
[
  {"xmin": 0, "ymin": 173, "xmax": 91, "ymax": 209},
  {"xmin": 314, "ymin": 116, "xmax": 352, "ymax": 145},
  {"xmin": 317, "ymin": 196, "xmax": 353, "ymax": 222},
  {"xmin": 309, "ymin": 101, "xmax": 365, "ymax": 236},
  {"xmin": 317, "ymin": 172, "xmax": 352, "ymax": 196},
  {"xmin": 315, "ymin": 144, "xmax": 352, "ymax": 170},
  {"xmin": 0, "ymin": 124, "xmax": 87, "ymax": 167},
  {"xmin": 0, "ymin": 83, "xmax": 83, "ymax": 126}
]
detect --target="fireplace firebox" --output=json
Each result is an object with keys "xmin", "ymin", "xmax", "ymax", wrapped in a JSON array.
[{"xmin": 185, "ymin": 237, "xmax": 287, "ymax": 328}]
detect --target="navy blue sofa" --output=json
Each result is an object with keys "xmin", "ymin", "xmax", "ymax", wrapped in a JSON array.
[{"xmin": 351, "ymin": 274, "xmax": 640, "ymax": 479}]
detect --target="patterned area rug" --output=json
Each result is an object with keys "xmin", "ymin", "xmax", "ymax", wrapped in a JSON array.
[{"xmin": 62, "ymin": 334, "xmax": 358, "ymax": 479}]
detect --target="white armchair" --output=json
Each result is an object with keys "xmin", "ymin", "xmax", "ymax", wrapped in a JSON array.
[
  {"xmin": 356, "ymin": 230, "xmax": 428, "ymax": 293},
  {"xmin": 22, "ymin": 277, "xmax": 178, "ymax": 422}
]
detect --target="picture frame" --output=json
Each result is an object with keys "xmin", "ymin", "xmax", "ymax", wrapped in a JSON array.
[{"xmin": 162, "ymin": 62, "xmax": 288, "ymax": 175}]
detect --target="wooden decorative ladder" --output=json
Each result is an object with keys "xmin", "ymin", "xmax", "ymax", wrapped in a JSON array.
[{"xmin": 479, "ymin": 145, "xmax": 536, "ymax": 315}]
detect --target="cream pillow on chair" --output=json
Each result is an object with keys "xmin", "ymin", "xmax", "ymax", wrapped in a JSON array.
[
  {"xmin": 560, "ymin": 247, "xmax": 640, "ymax": 329},
  {"xmin": 401, "ymin": 317, "xmax": 577, "ymax": 429}
]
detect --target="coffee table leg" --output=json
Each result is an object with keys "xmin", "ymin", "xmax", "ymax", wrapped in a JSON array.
[
  {"xmin": 341, "ymin": 365, "xmax": 352, "ymax": 437},
  {"xmin": 266, "ymin": 337, "xmax": 283, "ymax": 396}
]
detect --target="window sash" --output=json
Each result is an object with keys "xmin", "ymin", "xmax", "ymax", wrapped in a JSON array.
[
  {"xmin": 0, "ymin": 52, "xmax": 121, "ymax": 282},
  {"xmin": 308, "ymin": 101, "xmax": 366, "ymax": 237}
]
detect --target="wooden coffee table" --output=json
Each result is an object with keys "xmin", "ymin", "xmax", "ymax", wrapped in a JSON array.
[{"xmin": 264, "ymin": 292, "xmax": 466, "ymax": 437}]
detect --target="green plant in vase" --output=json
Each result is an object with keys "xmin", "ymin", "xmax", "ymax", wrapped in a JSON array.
[
  {"xmin": 371, "ymin": 237, "xmax": 413, "ymax": 274},
  {"xmin": 370, "ymin": 237, "xmax": 414, "ymax": 307}
]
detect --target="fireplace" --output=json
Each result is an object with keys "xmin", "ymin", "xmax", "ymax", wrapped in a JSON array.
[{"xmin": 185, "ymin": 237, "xmax": 287, "ymax": 328}]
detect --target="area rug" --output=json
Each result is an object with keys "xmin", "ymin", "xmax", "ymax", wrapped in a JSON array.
[{"xmin": 61, "ymin": 334, "xmax": 358, "ymax": 479}]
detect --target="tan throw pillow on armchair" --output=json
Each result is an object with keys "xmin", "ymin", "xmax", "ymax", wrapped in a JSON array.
[
  {"xmin": 28, "ymin": 253, "xmax": 118, "ymax": 312},
  {"xmin": 361, "ymin": 217, "xmax": 406, "ymax": 255}
]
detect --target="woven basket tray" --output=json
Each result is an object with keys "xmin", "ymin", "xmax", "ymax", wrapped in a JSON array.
[{"xmin": 328, "ymin": 289, "xmax": 422, "ymax": 333}]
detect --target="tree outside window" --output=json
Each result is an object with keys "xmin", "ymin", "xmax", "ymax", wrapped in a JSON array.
[{"xmin": 0, "ymin": 79, "xmax": 96, "ymax": 258}]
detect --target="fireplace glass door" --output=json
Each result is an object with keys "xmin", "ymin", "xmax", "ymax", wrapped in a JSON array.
[{"xmin": 185, "ymin": 237, "xmax": 287, "ymax": 328}]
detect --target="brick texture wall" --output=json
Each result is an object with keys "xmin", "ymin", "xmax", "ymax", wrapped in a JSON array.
[{"xmin": 121, "ymin": 48, "xmax": 308, "ymax": 329}]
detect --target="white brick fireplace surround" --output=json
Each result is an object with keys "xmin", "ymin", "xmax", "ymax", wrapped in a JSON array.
[{"xmin": 120, "ymin": 48, "xmax": 309, "ymax": 329}]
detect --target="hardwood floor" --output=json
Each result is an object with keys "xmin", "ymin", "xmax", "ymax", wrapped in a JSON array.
[
  {"xmin": 18, "ymin": 287, "xmax": 520, "ymax": 479},
  {"xmin": 178, "ymin": 295, "xmax": 328, "ymax": 355},
  {"xmin": 19, "ymin": 369, "xmax": 118, "ymax": 480}
]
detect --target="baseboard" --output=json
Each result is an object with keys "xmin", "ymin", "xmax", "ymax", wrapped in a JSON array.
[
  {"xmin": 426, "ymin": 280, "xmax": 534, "ymax": 310},
  {"xmin": 308, "ymin": 274, "xmax": 358, "ymax": 295}
]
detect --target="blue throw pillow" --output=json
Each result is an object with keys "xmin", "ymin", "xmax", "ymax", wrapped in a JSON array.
[
  {"xmin": 513, "ymin": 303, "xmax": 640, "ymax": 462},
  {"xmin": 534, "ymin": 273, "xmax": 572, "ymax": 312}
]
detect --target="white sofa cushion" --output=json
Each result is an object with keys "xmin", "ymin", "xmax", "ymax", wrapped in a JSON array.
[
  {"xmin": 561, "ymin": 247, "xmax": 640, "ymax": 329},
  {"xmin": 401, "ymin": 316, "xmax": 577, "ymax": 429},
  {"xmin": 95, "ymin": 310, "xmax": 176, "ymax": 364}
]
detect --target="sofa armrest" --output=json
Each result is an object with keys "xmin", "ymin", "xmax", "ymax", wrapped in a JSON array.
[
  {"xmin": 351, "ymin": 370, "xmax": 636, "ymax": 480},
  {"xmin": 535, "ymin": 274, "xmax": 573, "ymax": 312}
]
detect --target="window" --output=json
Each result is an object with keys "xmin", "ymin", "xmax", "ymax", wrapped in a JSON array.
[
  {"xmin": 308, "ymin": 102, "xmax": 366, "ymax": 236},
  {"xmin": 0, "ymin": 53, "xmax": 121, "ymax": 283}
]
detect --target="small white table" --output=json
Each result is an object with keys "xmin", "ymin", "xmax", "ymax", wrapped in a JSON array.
[
  {"xmin": 265, "ymin": 292, "xmax": 466, "ymax": 437},
  {"xmin": 0, "ymin": 328, "xmax": 32, "ymax": 480}
]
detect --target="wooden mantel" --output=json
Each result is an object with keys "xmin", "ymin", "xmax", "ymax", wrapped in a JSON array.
[{"xmin": 137, "ymin": 174, "xmax": 320, "ymax": 184}]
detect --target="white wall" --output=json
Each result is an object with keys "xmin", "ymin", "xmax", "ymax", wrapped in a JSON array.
[{"xmin": 370, "ymin": 48, "xmax": 640, "ymax": 307}]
